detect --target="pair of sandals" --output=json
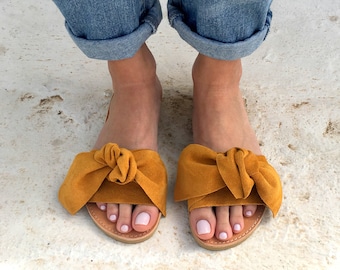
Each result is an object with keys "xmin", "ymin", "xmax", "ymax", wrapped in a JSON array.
[{"xmin": 59, "ymin": 143, "xmax": 282, "ymax": 250}]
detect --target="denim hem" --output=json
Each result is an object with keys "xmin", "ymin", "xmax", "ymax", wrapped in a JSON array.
[
  {"xmin": 65, "ymin": 22, "xmax": 155, "ymax": 61},
  {"xmin": 170, "ymin": 17, "xmax": 270, "ymax": 61},
  {"xmin": 168, "ymin": 0, "xmax": 272, "ymax": 61}
]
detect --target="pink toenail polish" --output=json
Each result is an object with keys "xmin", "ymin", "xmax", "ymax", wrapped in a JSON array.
[
  {"xmin": 245, "ymin": 210, "xmax": 253, "ymax": 217},
  {"xmin": 219, "ymin": 232, "xmax": 228, "ymax": 240},
  {"xmin": 109, "ymin": 215, "xmax": 117, "ymax": 222},
  {"xmin": 233, "ymin": 224, "xmax": 241, "ymax": 232},
  {"xmin": 197, "ymin": 220, "xmax": 211, "ymax": 235},
  {"xmin": 100, "ymin": 205, "xmax": 106, "ymax": 211},
  {"xmin": 135, "ymin": 212, "xmax": 150, "ymax": 226},
  {"xmin": 121, "ymin": 225, "xmax": 129, "ymax": 233}
]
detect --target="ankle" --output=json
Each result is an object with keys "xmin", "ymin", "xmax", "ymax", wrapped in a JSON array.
[
  {"xmin": 108, "ymin": 44, "xmax": 158, "ymax": 90},
  {"xmin": 192, "ymin": 54, "xmax": 242, "ymax": 89}
]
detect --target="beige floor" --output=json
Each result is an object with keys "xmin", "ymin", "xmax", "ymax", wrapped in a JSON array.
[{"xmin": 1, "ymin": 0, "xmax": 339, "ymax": 269}]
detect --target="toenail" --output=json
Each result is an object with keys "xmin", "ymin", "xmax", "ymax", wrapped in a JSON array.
[
  {"xmin": 197, "ymin": 220, "xmax": 211, "ymax": 235},
  {"xmin": 121, "ymin": 225, "xmax": 129, "ymax": 233},
  {"xmin": 233, "ymin": 224, "xmax": 241, "ymax": 232},
  {"xmin": 219, "ymin": 232, "xmax": 228, "ymax": 240},
  {"xmin": 245, "ymin": 210, "xmax": 253, "ymax": 217},
  {"xmin": 109, "ymin": 215, "xmax": 117, "ymax": 222},
  {"xmin": 100, "ymin": 205, "xmax": 106, "ymax": 211},
  {"xmin": 135, "ymin": 212, "xmax": 150, "ymax": 226}
]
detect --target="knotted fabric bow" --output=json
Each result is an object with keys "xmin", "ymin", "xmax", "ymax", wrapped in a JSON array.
[
  {"xmin": 175, "ymin": 144, "xmax": 282, "ymax": 216},
  {"xmin": 59, "ymin": 143, "xmax": 167, "ymax": 216}
]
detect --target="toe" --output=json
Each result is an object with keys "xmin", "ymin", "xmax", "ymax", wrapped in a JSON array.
[
  {"xmin": 230, "ymin": 206, "xmax": 244, "ymax": 234},
  {"xmin": 243, "ymin": 205, "xmax": 257, "ymax": 217},
  {"xmin": 116, "ymin": 204, "xmax": 133, "ymax": 233},
  {"xmin": 215, "ymin": 206, "xmax": 233, "ymax": 240},
  {"xmin": 106, "ymin": 203, "xmax": 119, "ymax": 222},
  {"xmin": 96, "ymin": 202, "xmax": 107, "ymax": 211},
  {"xmin": 190, "ymin": 207, "xmax": 216, "ymax": 240},
  {"xmin": 132, "ymin": 205, "xmax": 159, "ymax": 232}
]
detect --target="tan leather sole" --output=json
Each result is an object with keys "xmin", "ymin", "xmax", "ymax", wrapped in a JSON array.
[
  {"xmin": 191, "ymin": 205, "xmax": 265, "ymax": 251},
  {"xmin": 86, "ymin": 203, "xmax": 161, "ymax": 244}
]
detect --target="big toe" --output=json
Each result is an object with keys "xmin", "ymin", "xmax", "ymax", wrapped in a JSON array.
[
  {"xmin": 132, "ymin": 205, "xmax": 160, "ymax": 232},
  {"xmin": 190, "ymin": 207, "xmax": 216, "ymax": 240}
]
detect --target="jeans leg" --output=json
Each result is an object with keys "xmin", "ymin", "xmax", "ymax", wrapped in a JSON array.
[
  {"xmin": 168, "ymin": 0, "xmax": 273, "ymax": 60},
  {"xmin": 53, "ymin": 0, "xmax": 162, "ymax": 60}
]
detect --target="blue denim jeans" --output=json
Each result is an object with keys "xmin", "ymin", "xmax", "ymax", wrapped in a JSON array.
[{"xmin": 53, "ymin": 0, "xmax": 273, "ymax": 60}]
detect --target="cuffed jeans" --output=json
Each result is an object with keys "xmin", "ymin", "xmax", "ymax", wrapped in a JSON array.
[{"xmin": 53, "ymin": 0, "xmax": 273, "ymax": 61}]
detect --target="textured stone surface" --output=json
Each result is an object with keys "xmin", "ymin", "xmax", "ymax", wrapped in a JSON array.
[{"xmin": 0, "ymin": 0, "xmax": 339, "ymax": 269}]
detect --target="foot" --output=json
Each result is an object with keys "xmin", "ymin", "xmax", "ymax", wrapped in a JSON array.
[
  {"xmin": 190, "ymin": 54, "xmax": 260, "ymax": 241},
  {"xmin": 94, "ymin": 44, "xmax": 162, "ymax": 234}
]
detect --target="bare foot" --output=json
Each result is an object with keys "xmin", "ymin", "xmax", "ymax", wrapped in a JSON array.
[
  {"xmin": 190, "ymin": 54, "xmax": 260, "ymax": 241},
  {"xmin": 94, "ymin": 44, "xmax": 162, "ymax": 234}
]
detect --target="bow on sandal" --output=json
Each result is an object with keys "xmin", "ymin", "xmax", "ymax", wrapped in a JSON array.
[
  {"xmin": 175, "ymin": 144, "xmax": 282, "ymax": 250},
  {"xmin": 59, "ymin": 143, "xmax": 167, "ymax": 243}
]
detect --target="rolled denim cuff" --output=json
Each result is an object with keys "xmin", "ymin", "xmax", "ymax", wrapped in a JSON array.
[
  {"xmin": 63, "ymin": 0, "xmax": 162, "ymax": 61},
  {"xmin": 169, "ymin": 9, "xmax": 272, "ymax": 61},
  {"xmin": 65, "ymin": 22, "xmax": 156, "ymax": 60}
]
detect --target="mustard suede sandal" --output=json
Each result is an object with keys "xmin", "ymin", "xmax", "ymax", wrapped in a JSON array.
[
  {"xmin": 58, "ymin": 143, "xmax": 167, "ymax": 244},
  {"xmin": 175, "ymin": 144, "xmax": 282, "ymax": 250}
]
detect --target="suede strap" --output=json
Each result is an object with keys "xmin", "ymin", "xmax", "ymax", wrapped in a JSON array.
[
  {"xmin": 59, "ymin": 143, "xmax": 167, "ymax": 216},
  {"xmin": 175, "ymin": 144, "xmax": 282, "ymax": 217}
]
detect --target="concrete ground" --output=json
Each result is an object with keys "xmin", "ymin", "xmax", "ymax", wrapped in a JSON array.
[{"xmin": 0, "ymin": 0, "xmax": 339, "ymax": 269}]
